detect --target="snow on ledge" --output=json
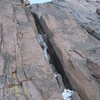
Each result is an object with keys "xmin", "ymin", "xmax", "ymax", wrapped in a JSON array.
[{"xmin": 29, "ymin": 0, "xmax": 53, "ymax": 4}]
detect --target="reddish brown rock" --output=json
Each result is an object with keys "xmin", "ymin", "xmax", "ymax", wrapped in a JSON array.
[
  {"xmin": 31, "ymin": 1, "xmax": 100, "ymax": 100},
  {"xmin": 0, "ymin": 0, "xmax": 63, "ymax": 99},
  {"xmin": 1, "ymin": 0, "xmax": 100, "ymax": 100}
]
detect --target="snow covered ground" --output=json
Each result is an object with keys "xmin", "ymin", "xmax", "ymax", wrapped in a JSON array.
[{"xmin": 29, "ymin": 0, "xmax": 53, "ymax": 4}]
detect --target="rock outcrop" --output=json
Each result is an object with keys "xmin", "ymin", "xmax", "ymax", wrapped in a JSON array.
[
  {"xmin": 30, "ymin": 0, "xmax": 100, "ymax": 100},
  {"xmin": 0, "ymin": 0, "xmax": 63, "ymax": 99},
  {"xmin": 0, "ymin": 0, "xmax": 100, "ymax": 100}
]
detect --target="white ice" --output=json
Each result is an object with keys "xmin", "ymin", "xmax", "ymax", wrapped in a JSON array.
[
  {"xmin": 29, "ymin": 0, "xmax": 53, "ymax": 4},
  {"xmin": 62, "ymin": 89, "xmax": 74, "ymax": 100}
]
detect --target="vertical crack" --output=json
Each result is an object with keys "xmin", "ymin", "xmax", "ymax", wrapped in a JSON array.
[
  {"xmin": 31, "ymin": 12, "xmax": 73, "ymax": 92},
  {"xmin": 30, "ymin": 13, "xmax": 77, "ymax": 100}
]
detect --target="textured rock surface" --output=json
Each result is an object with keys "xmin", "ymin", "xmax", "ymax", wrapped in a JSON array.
[
  {"xmin": 1, "ymin": 0, "xmax": 100, "ymax": 100},
  {"xmin": 31, "ymin": 0, "xmax": 100, "ymax": 100},
  {"xmin": 0, "ymin": 0, "xmax": 63, "ymax": 99}
]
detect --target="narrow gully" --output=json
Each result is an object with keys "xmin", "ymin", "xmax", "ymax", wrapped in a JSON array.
[{"xmin": 31, "ymin": 13, "xmax": 72, "ymax": 90}]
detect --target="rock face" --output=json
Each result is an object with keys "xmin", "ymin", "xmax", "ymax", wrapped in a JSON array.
[
  {"xmin": 1, "ymin": 0, "xmax": 100, "ymax": 100},
  {"xmin": 31, "ymin": 0, "xmax": 100, "ymax": 100},
  {"xmin": 0, "ymin": 0, "xmax": 63, "ymax": 99}
]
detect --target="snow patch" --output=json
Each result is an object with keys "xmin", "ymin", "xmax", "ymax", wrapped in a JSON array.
[
  {"xmin": 62, "ymin": 89, "xmax": 74, "ymax": 100},
  {"xmin": 29, "ymin": 0, "xmax": 53, "ymax": 4}
]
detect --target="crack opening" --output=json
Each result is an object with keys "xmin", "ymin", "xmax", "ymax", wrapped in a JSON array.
[{"xmin": 32, "ymin": 12, "xmax": 72, "ymax": 91}]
